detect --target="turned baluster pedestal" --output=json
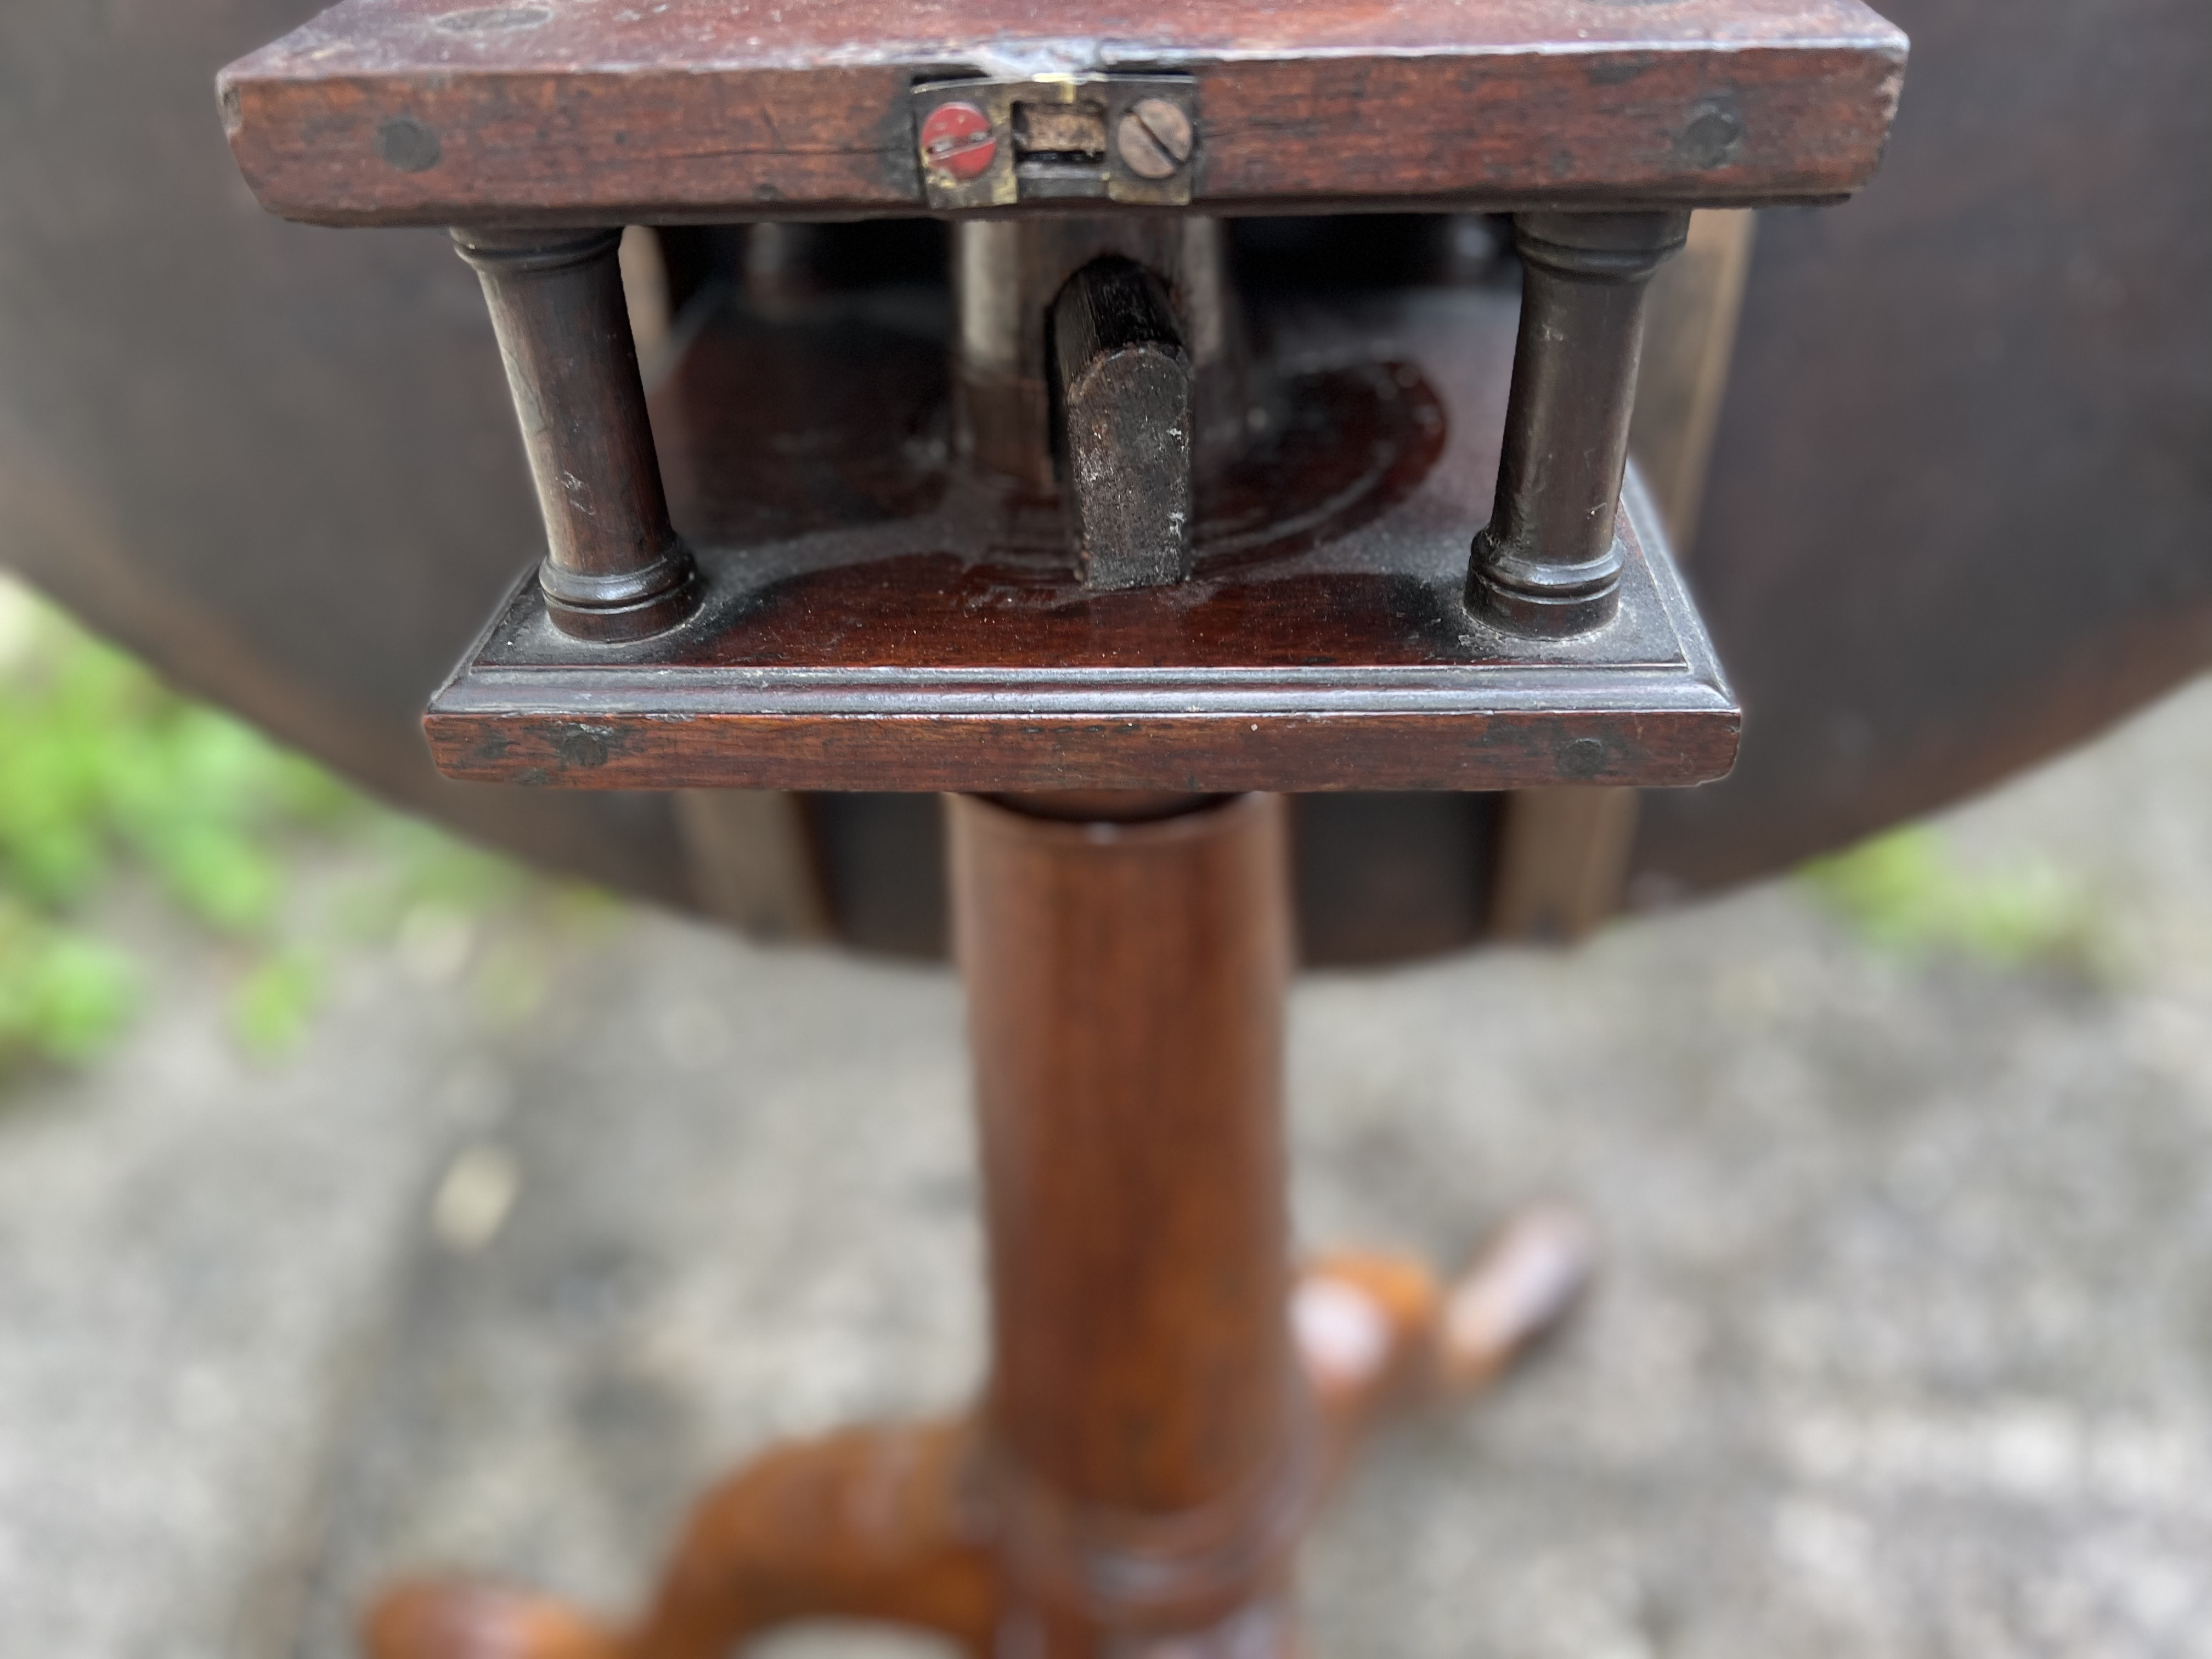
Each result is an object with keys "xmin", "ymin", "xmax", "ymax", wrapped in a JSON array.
[{"xmin": 370, "ymin": 789, "xmax": 1590, "ymax": 1657}]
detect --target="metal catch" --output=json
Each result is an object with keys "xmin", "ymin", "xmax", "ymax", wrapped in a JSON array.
[{"xmin": 911, "ymin": 74, "xmax": 1199, "ymax": 210}]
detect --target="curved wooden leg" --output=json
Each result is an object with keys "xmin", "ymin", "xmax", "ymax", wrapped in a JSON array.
[
  {"xmin": 365, "ymin": 1212, "xmax": 1588, "ymax": 1659},
  {"xmin": 368, "ymin": 1582, "xmax": 623, "ymax": 1659},
  {"xmin": 367, "ymin": 1418, "xmax": 999, "ymax": 1659},
  {"xmin": 1295, "ymin": 1203, "xmax": 1595, "ymax": 1463}
]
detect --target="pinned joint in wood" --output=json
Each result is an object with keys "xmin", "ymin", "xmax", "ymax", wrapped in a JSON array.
[
  {"xmin": 452, "ymin": 227, "xmax": 699, "ymax": 642},
  {"xmin": 1470, "ymin": 210, "xmax": 1690, "ymax": 637},
  {"xmin": 1051, "ymin": 257, "xmax": 1194, "ymax": 592}
]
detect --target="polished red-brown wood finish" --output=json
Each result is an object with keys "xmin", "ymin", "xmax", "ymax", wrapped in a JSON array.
[
  {"xmin": 956, "ymin": 793, "xmax": 1304, "ymax": 1649},
  {"xmin": 421, "ymin": 287, "xmax": 1739, "ymax": 795},
  {"xmin": 219, "ymin": 0, "xmax": 1905, "ymax": 227},
  {"xmin": 366, "ymin": 795, "xmax": 1594, "ymax": 1658}
]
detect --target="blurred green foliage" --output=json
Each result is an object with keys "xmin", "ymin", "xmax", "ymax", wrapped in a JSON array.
[
  {"xmin": 0, "ymin": 908, "xmax": 134, "ymax": 1066},
  {"xmin": 0, "ymin": 579, "xmax": 535, "ymax": 1076},
  {"xmin": 1802, "ymin": 825, "xmax": 2092, "ymax": 967}
]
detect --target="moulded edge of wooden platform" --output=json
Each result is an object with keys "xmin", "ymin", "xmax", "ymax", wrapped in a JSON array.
[{"xmin": 422, "ymin": 473, "xmax": 1741, "ymax": 794}]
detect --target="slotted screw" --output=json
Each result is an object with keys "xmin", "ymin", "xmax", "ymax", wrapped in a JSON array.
[
  {"xmin": 920, "ymin": 101, "xmax": 998, "ymax": 182},
  {"xmin": 1115, "ymin": 98, "xmax": 1194, "ymax": 180}
]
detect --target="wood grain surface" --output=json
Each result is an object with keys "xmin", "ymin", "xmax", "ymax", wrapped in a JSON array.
[
  {"xmin": 952, "ymin": 792, "xmax": 1305, "ymax": 1641},
  {"xmin": 218, "ymin": 0, "xmax": 1906, "ymax": 224},
  {"xmin": 422, "ymin": 287, "xmax": 1738, "ymax": 794}
]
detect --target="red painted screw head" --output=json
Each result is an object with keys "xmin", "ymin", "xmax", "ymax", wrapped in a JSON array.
[{"xmin": 919, "ymin": 101, "xmax": 997, "ymax": 182}]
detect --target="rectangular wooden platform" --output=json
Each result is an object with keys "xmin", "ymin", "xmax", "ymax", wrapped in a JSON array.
[
  {"xmin": 423, "ymin": 286, "xmax": 1739, "ymax": 794},
  {"xmin": 219, "ymin": 0, "xmax": 1906, "ymax": 226}
]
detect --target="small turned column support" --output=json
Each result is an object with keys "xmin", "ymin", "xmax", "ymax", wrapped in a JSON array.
[
  {"xmin": 1469, "ymin": 210, "xmax": 1690, "ymax": 636},
  {"xmin": 452, "ymin": 228, "xmax": 699, "ymax": 642}
]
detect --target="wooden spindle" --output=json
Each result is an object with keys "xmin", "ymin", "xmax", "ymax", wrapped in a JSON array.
[
  {"xmin": 452, "ymin": 227, "xmax": 699, "ymax": 642},
  {"xmin": 1469, "ymin": 210, "xmax": 1690, "ymax": 636}
]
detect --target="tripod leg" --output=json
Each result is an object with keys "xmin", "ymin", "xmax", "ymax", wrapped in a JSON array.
[
  {"xmin": 1296, "ymin": 1203, "xmax": 1595, "ymax": 1460},
  {"xmin": 367, "ymin": 1418, "xmax": 998, "ymax": 1659}
]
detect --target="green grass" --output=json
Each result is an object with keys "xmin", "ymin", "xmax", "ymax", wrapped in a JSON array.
[
  {"xmin": 0, "ymin": 578, "xmax": 537, "ymax": 1077},
  {"xmin": 1801, "ymin": 824, "xmax": 2094, "ymax": 968}
]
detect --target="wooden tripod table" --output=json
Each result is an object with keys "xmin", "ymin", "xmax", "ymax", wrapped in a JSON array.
[{"xmin": 218, "ymin": 3, "xmax": 1905, "ymax": 1651}]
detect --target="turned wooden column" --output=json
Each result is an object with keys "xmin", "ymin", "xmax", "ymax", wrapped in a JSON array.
[
  {"xmin": 949, "ymin": 792, "xmax": 1310, "ymax": 1657},
  {"xmin": 1469, "ymin": 210, "xmax": 1690, "ymax": 636},
  {"xmin": 452, "ymin": 227, "xmax": 699, "ymax": 642}
]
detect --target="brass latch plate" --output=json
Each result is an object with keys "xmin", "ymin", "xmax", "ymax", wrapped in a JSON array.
[{"xmin": 911, "ymin": 74, "xmax": 1199, "ymax": 210}]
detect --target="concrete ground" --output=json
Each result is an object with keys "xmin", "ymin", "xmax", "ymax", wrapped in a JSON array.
[{"xmin": 6, "ymin": 679, "xmax": 2212, "ymax": 1659}]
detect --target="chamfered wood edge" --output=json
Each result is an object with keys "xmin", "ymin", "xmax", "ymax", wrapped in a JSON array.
[
  {"xmin": 420, "ymin": 619, "xmax": 1744, "ymax": 794},
  {"xmin": 423, "ymin": 705, "xmax": 1743, "ymax": 792},
  {"xmin": 419, "ymin": 443, "xmax": 1740, "ymax": 794},
  {"xmin": 216, "ymin": 35, "xmax": 1908, "ymax": 227}
]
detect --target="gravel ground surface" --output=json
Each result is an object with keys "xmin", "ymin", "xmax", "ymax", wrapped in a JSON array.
[{"xmin": 6, "ymin": 678, "xmax": 2212, "ymax": 1659}]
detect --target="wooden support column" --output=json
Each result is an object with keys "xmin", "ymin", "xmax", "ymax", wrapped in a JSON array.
[
  {"xmin": 363, "ymin": 791, "xmax": 1601, "ymax": 1659},
  {"xmin": 452, "ymin": 228, "xmax": 699, "ymax": 642},
  {"xmin": 950, "ymin": 792, "xmax": 1308, "ymax": 1657},
  {"xmin": 1469, "ymin": 210, "xmax": 1689, "ymax": 636}
]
